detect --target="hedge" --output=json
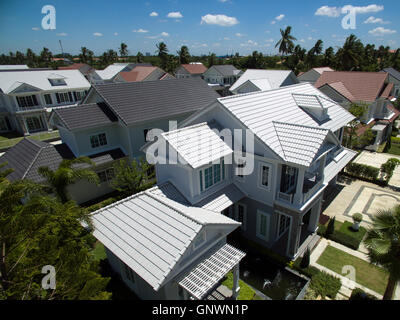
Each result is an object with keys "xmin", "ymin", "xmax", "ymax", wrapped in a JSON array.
[
  {"xmin": 329, "ymin": 231, "xmax": 361, "ymax": 250},
  {"xmin": 318, "ymin": 220, "xmax": 366, "ymax": 250},
  {"xmin": 381, "ymin": 158, "xmax": 400, "ymax": 184},
  {"xmin": 345, "ymin": 163, "xmax": 380, "ymax": 181},
  {"xmin": 350, "ymin": 288, "xmax": 377, "ymax": 300}
]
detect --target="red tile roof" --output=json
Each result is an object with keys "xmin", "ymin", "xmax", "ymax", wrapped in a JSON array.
[
  {"xmin": 181, "ymin": 63, "xmax": 208, "ymax": 74},
  {"xmin": 119, "ymin": 66, "xmax": 158, "ymax": 82},
  {"xmin": 315, "ymin": 71, "xmax": 389, "ymax": 102}
]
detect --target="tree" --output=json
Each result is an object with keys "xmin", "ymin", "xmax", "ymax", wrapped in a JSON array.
[
  {"xmin": 136, "ymin": 51, "xmax": 144, "ymax": 63},
  {"xmin": 323, "ymin": 47, "xmax": 335, "ymax": 67},
  {"xmin": 79, "ymin": 47, "xmax": 94, "ymax": 64},
  {"xmin": 344, "ymin": 103, "xmax": 367, "ymax": 149},
  {"xmin": 38, "ymin": 157, "xmax": 99, "ymax": 204},
  {"xmin": 275, "ymin": 26, "xmax": 297, "ymax": 56},
  {"xmin": 364, "ymin": 205, "xmax": 400, "ymax": 300},
  {"xmin": 208, "ymin": 53, "xmax": 217, "ymax": 67},
  {"xmin": 119, "ymin": 43, "xmax": 128, "ymax": 57},
  {"xmin": 156, "ymin": 42, "xmax": 169, "ymax": 69},
  {"xmin": 336, "ymin": 34, "xmax": 363, "ymax": 71},
  {"xmin": 177, "ymin": 45, "xmax": 190, "ymax": 64},
  {"xmin": 110, "ymin": 158, "xmax": 154, "ymax": 197},
  {"xmin": 0, "ymin": 179, "xmax": 110, "ymax": 300},
  {"xmin": 40, "ymin": 47, "xmax": 52, "ymax": 63},
  {"xmin": 300, "ymin": 247, "xmax": 311, "ymax": 269}
]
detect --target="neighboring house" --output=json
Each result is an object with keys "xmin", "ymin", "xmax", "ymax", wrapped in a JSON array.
[
  {"xmin": 381, "ymin": 67, "xmax": 400, "ymax": 98},
  {"xmin": 144, "ymin": 82, "xmax": 356, "ymax": 260},
  {"xmin": 0, "ymin": 70, "xmax": 91, "ymax": 135},
  {"xmin": 59, "ymin": 63, "xmax": 95, "ymax": 80},
  {"xmin": 90, "ymin": 186, "xmax": 245, "ymax": 300},
  {"xmin": 114, "ymin": 66, "xmax": 174, "ymax": 83},
  {"xmin": 49, "ymin": 78, "xmax": 220, "ymax": 161},
  {"xmin": 298, "ymin": 67, "xmax": 334, "ymax": 84},
  {"xmin": 315, "ymin": 71, "xmax": 398, "ymax": 151},
  {"xmin": 175, "ymin": 63, "xmax": 208, "ymax": 79},
  {"xmin": 203, "ymin": 65, "xmax": 242, "ymax": 86},
  {"xmin": 0, "ymin": 65, "xmax": 29, "ymax": 70},
  {"xmin": 0, "ymin": 137, "xmax": 127, "ymax": 204},
  {"xmin": 88, "ymin": 63, "xmax": 151, "ymax": 84},
  {"xmin": 51, "ymin": 57, "xmax": 73, "ymax": 65},
  {"xmin": 230, "ymin": 69, "xmax": 299, "ymax": 94}
]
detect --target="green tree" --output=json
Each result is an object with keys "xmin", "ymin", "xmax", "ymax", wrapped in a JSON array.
[
  {"xmin": 326, "ymin": 217, "xmax": 335, "ymax": 237},
  {"xmin": 336, "ymin": 34, "xmax": 363, "ymax": 71},
  {"xmin": 275, "ymin": 26, "xmax": 297, "ymax": 56},
  {"xmin": 156, "ymin": 42, "xmax": 169, "ymax": 69},
  {"xmin": 136, "ymin": 51, "xmax": 144, "ymax": 63},
  {"xmin": 323, "ymin": 47, "xmax": 335, "ymax": 67},
  {"xmin": 177, "ymin": 45, "xmax": 190, "ymax": 64},
  {"xmin": 119, "ymin": 43, "xmax": 128, "ymax": 57},
  {"xmin": 38, "ymin": 157, "xmax": 99, "ymax": 204},
  {"xmin": 364, "ymin": 205, "xmax": 400, "ymax": 300},
  {"xmin": 40, "ymin": 47, "xmax": 52, "ymax": 63},
  {"xmin": 208, "ymin": 53, "xmax": 217, "ymax": 67},
  {"xmin": 344, "ymin": 103, "xmax": 367, "ymax": 149}
]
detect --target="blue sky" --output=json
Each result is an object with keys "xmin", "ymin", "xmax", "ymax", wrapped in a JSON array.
[{"xmin": 0, "ymin": 0, "xmax": 399, "ymax": 56}]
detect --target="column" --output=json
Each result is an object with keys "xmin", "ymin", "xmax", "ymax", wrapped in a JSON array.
[
  {"xmin": 232, "ymin": 264, "xmax": 240, "ymax": 300},
  {"xmin": 308, "ymin": 199, "xmax": 322, "ymax": 233},
  {"xmin": 294, "ymin": 168, "xmax": 305, "ymax": 205}
]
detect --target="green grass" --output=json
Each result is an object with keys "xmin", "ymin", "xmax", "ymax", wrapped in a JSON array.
[
  {"xmin": 338, "ymin": 221, "xmax": 367, "ymax": 242},
  {"xmin": 0, "ymin": 131, "xmax": 60, "ymax": 149},
  {"xmin": 387, "ymin": 143, "xmax": 400, "ymax": 156},
  {"xmin": 317, "ymin": 245, "xmax": 388, "ymax": 295},
  {"xmin": 221, "ymin": 272, "xmax": 263, "ymax": 300},
  {"xmin": 91, "ymin": 241, "xmax": 107, "ymax": 261}
]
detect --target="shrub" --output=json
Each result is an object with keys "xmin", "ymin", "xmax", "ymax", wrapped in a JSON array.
[
  {"xmin": 326, "ymin": 217, "xmax": 335, "ymax": 237},
  {"xmin": 310, "ymin": 271, "xmax": 341, "ymax": 299},
  {"xmin": 381, "ymin": 158, "xmax": 400, "ymax": 184},
  {"xmin": 346, "ymin": 163, "xmax": 380, "ymax": 181},
  {"xmin": 300, "ymin": 248, "xmax": 311, "ymax": 269},
  {"xmin": 317, "ymin": 224, "xmax": 327, "ymax": 237},
  {"xmin": 329, "ymin": 230, "xmax": 361, "ymax": 250},
  {"xmin": 350, "ymin": 288, "xmax": 377, "ymax": 300},
  {"xmin": 352, "ymin": 213, "xmax": 363, "ymax": 223}
]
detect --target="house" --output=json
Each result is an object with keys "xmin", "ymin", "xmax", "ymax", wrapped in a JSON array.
[
  {"xmin": 0, "ymin": 137, "xmax": 127, "ymax": 204},
  {"xmin": 298, "ymin": 67, "xmax": 334, "ymax": 84},
  {"xmin": 230, "ymin": 69, "xmax": 299, "ymax": 94},
  {"xmin": 315, "ymin": 71, "xmax": 398, "ymax": 151},
  {"xmin": 113, "ymin": 66, "xmax": 174, "ymax": 83},
  {"xmin": 90, "ymin": 186, "xmax": 245, "ymax": 300},
  {"xmin": 203, "ymin": 65, "xmax": 242, "ymax": 86},
  {"xmin": 381, "ymin": 67, "xmax": 400, "ymax": 98},
  {"xmin": 143, "ymin": 82, "xmax": 356, "ymax": 260},
  {"xmin": 0, "ymin": 70, "xmax": 91, "ymax": 135},
  {"xmin": 49, "ymin": 78, "xmax": 220, "ymax": 161},
  {"xmin": 175, "ymin": 63, "xmax": 208, "ymax": 79},
  {"xmin": 0, "ymin": 65, "xmax": 29, "ymax": 70},
  {"xmin": 88, "ymin": 63, "xmax": 151, "ymax": 84},
  {"xmin": 59, "ymin": 63, "xmax": 95, "ymax": 79}
]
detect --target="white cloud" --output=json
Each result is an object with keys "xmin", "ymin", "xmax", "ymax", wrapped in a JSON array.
[
  {"xmin": 201, "ymin": 14, "xmax": 239, "ymax": 27},
  {"xmin": 114, "ymin": 32, "xmax": 119, "ymax": 36},
  {"xmin": 369, "ymin": 27, "xmax": 396, "ymax": 36},
  {"xmin": 32, "ymin": 27, "xmax": 40, "ymax": 31},
  {"xmin": 224, "ymin": 37, "xmax": 231, "ymax": 40},
  {"xmin": 315, "ymin": 6, "xmax": 341, "ymax": 17},
  {"xmin": 315, "ymin": 4, "xmax": 384, "ymax": 18},
  {"xmin": 275, "ymin": 14, "xmax": 285, "ymax": 21},
  {"xmin": 270, "ymin": 20, "xmax": 276, "ymax": 25},
  {"xmin": 219, "ymin": 0, "xmax": 229, "ymax": 2},
  {"xmin": 133, "ymin": 29, "xmax": 149, "ymax": 33},
  {"xmin": 93, "ymin": 32, "xmax": 103, "ymax": 37},
  {"xmin": 161, "ymin": 32, "xmax": 170, "ymax": 37},
  {"xmin": 364, "ymin": 16, "xmax": 389, "ymax": 24},
  {"xmin": 235, "ymin": 33, "xmax": 244, "ymax": 37},
  {"xmin": 56, "ymin": 32, "xmax": 67, "ymax": 36},
  {"xmin": 150, "ymin": 11, "xmax": 158, "ymax": 17},
  {"xmin": 167, "ymin": 12, "xmax": 183, "ymax": 19},
  {"xmin": 213, "ymin": 43, "xmax": 221, "ymax": 47},
  {"xmin": 240, "ymin": 40, "xmax": 258, "ymax": 47},
  {"xmin": 299, "ymin": 39, "xmax": 305, "ymax": 43},
  {"xmin": 342, "ymin": 4, "xmax": 384, "ymax": 14},
  {"xmin": 265, "ymin": 38, "xmax": 274, "ymax": 43}
]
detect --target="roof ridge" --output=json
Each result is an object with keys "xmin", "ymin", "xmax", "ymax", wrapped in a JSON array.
[
  {"xmin": 21, "ymin": 142, "xmax": 48, "ymax": 179},
  {"xmin": 272, "ymin": 120, "xmax": 330, "ymax": 132},
  {"xmin": 272, "ymin": 122, "xmax": 287, "ymax": 161}
]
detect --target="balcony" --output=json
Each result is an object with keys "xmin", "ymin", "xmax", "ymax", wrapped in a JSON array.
[{"xmin": 16, "ymin": 105, "xmax": 47, "ymax": 113}]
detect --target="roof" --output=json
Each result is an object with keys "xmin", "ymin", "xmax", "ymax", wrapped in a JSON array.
[
  {"xmin": 162, "ymin": 122, "xmax": 233, "ymax": 169},
  {"xmin": 313, "ymin": 67, "xmax": 334, "ymax": 75},
  {"xmin": 325, "ymin": 148, "xmax": 357, "ymax": 183},
  {"xmin": 95, "ymin": 63, "xmax": 151, "ymax": 80},
  {"xmin": 194, "ymin": 184, "xmax": 245, "ymax": 212},
  {"xmin": 217, "ymin": 83, "xmax": 355, "ymax": 167},
  {"xmin": 325, "ymin": 81, "xmax": 355, "ymax": 102},
  {"xmin": 52, "ymin": 103, "xmax": 118, "ymax": 131},
  {"xmin": 59, "ymin": 63, "xmax": 94, "ymax": 75},
  {"xmin": 118, "ymin": 66, "xmax": 159, "ymax": 82},
  {"xmin": 91, "ymin": 190, "xmax": 240, "ymax": 291},
  {"xmin": 315, "ymin": 71, "xmax": 389, "ymax": 102},
  {"xmin": 230, "ymin": 69, "xmax": 296, "ymax": 92},
  {"xmin": 180, "ymin": 63, "xmax": 208, "ymax": 75},
  {"xmin": 381, "ymin": 83, "xmax": 394, "ymax": 99},
  {"xmin": 93, "ymin": 78, "xmax": 220, "ymax": 125},
  {"xmin": 382, "ymin": 67, "xmax": 400, "ymax": 81},
  {"xmin": 0, "ymin": 69, "xmax": 90, "ymax": 94},
  {"xmin": 0, "ymin": 65, "xmax": 29, "ymax": 70},
  {"xmin": 208, "ymin": 65, "xmax": 240, "ymax": 76}
]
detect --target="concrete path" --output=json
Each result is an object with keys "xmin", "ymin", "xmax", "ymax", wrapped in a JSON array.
[{"xmin": 310, "ymin": 238, "xmax": 400, "ymax": 300}]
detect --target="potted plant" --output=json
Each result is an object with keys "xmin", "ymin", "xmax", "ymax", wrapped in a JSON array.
[{"xmin": 352, "ymin": 213, "xmax": 363, "ymax": 231}]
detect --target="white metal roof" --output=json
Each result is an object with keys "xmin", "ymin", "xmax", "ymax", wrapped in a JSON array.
[
  {"xmin": 95, "ymin": 63, "xmax": 130, "ymax": 80},
  {"xmin": 148, "ymin": 182, "xmax": 190, "ymax": 205},
  {"xmin": 91, "ymin": 190, "xmax": 240, "ymax": 291},
  {"xmin": 246, "ymin": 79, "xmax": 272, "ymax": 91},
  {"xmin": 162, "ymin": 122, "xmax": 233, "ymax": 169},
  {"xmin": 0, "ymin": 69, "xmax": 90, "ymax": 93},
  {"xmin": 218, "ymin": 83, "xmax": 355, "ymax": 167},
  {"xmin": 0, "ymin": 65, "xmax": 29, "ymax": 70},
  {"xmin": 195, "ymin": 184, "xmax": 245, "ymax": 212},
  {"xmin": 230, "ymin": 69, "xmax": 295, "ymax": 92},
  {"xmin": 324, "ymin": 148, "xmax": 357, "ymax": 183},
  {"xmin": 179, "ymin": 243, "xmax": 245, "ymax": 300}
]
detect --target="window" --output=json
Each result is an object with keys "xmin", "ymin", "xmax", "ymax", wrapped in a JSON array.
[
  {"xmin": 237, "ymin": 162, "xmax": 245, "ymax": 179},
  {"xmin": 280, "ymin": 165, "xmax": 298, "ymax": 193},
  {"xmin": 73, "ymin": 91, "xmax": 85, "ymax": 101},
  {"xmin": 257, "ymin": 211, "xmax": 270, "ymax": 241},
  {"xmin": 48, "ymin": 78, "xmax": 66, "ymax": 86},
  {"xmin": 90, "ymin": 133, "xmax": 108, "ymax": 148},
  {"xmin": 278, "ymin": 214, "xmax": 291, "ymax": 238},
  {"xmin": 236, "ymin": 203, "xmax": 247, "ymax": 231},
  {"xmin": 44, "ymin": 94, "xmax": 53, "ymax": 105},
  {"xmin": 16, "ymin": 95, "xmax": 38, "ymax": 108},
  {"xmin": 123, "ymin": 263, "xmax": 135, "ymax": 284},
  {"xmin": 56, "ymin": 92, "xmax": 73, "ymax": 104},
  {"xmin": 26, "ymin": 116, "xmax": 44, "ymax": 132},
  {"xmin": 259, "ymin": 164, "xmax": 271, "ymax": 189},
  {"xmin": 199, "ymin": 160, "xmax": 225, "ymax": 192},
  {"xmin": 98, "ymin": 168, "xmax": 115, "ymax": 183}
]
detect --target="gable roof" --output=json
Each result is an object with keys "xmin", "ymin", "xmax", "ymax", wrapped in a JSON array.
[
  {"xmin": 315, "ymin": 71, "xmax": 389, "ymax": 102},
  {"xmin": 91, "ymin": 190, "xmax": 240, "ymax": 291},
  {"xmin": 51, "ymin": 103, "xmax": 118, "ymax": 131},
  {"xmin": 180, "ymin": 63, "xmax": 208, "ymax": 75},
  {"xmin": 382, "ymin": 67, "xmax": 400, "ymax": 81},
  {"xmin": 95, "ymin": 63, "xmax": 152, "ymax": 81},
  {"xmin": 216, "ymin": 83, "xmax": 355, "ymax": 167},
  {"xmin": 0, "ymin": 69, "xmax": 90, "ymax": 94},
  {"xmin": 313, "ymin": 67, "xmax": 334, "ymax": 75},
  {"xmin": 119, "ymin": 66, "xmax": 159, "ymax": 82},
  {"xmin": 92, "ymin": 78, "xmax": 220, "ymax": 126},
  {"xmin": 162, "ymin": 122, "xmax": 233, "ymax": 169},
  {"xmin": 230, "ymin": 69, "xmax": 297, "ymax": 92},
  {"xmin": 59, "ymin": 63, "xmax": 94, "ymax": 75},
  {"xmin": 208, "ymin": 65, "xmax": 240, "ymax": 76}
]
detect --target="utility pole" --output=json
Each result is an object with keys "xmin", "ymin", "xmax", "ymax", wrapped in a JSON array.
[{"xmin": 59, "ymin": 40, "xmax": 64, "ymax": 57}]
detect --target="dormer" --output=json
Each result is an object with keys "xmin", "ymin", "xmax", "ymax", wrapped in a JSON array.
[
  {"xmin": 292, "ymin": 93, "xmax": 330, "ymax": 122},
  {"xmin": 47, "ymin": 73, "xmax": 67, "ymax": 86}
]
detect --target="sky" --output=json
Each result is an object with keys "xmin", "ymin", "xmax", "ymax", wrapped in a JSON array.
[{"xmin": 0, "ymin": 0, "xmax": 399, "ymax": 57}]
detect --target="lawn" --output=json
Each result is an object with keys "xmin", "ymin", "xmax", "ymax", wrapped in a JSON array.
[
  {"xmin": 222, "ymin": 271, "xmax": 263, "ymax": 300},
  {"xmin": 317, "ymin": 245, "xmax": 388, "ymax": 295},
  {"xmin": 0, "ymin": 131, "xmax": 60, "ymax": 149},
  {"xmin": 387, "ymin": 137, "xmax": 400, "ymax": 156},
  {"xmin": 338, "ymin": 221, "xmax": 367, "ymax": 243}
]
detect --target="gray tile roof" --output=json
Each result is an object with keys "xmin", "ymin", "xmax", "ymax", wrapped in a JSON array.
[
  {"xmin": 52, "ymin": 103, "xmax": 118, "ymax": 131},
  {"xmin": 93, "ymin": 78, "xmax": 220, "ymax": 125},
  {"xmin": 210, "ymin": 65, "xmax": 240, "ymax": 76},
  {"xmin": 382, "ymin": 67, "xmax": 400, "ymax": 81}
]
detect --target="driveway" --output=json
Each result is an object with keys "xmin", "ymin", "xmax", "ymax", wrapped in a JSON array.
[{"xmin": 354, "ymin": 151, "xmax": 400, "ymax": 188}]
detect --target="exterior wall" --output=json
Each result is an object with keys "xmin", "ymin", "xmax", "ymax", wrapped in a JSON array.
[
  {"xmin": 318, "ymin": 85, "xmax": 351, "ymax": 105},
  {"xmin": 67, "ymin": 177, "xmax": 115, "ymax": 205},
  {"xmin": 387, "ymin": 74, "xmax": 400, "ymax": 97},
  {"xmin": 58, "ymin": 126, "xmax": 79, "ymax": 156},
  {"xmin": 203, "ymin": 68, "xmax": 238, "ymax": 86},
  {"xmin": 235, "ymin": 82, "xmax": 260, "ymax": 94}
]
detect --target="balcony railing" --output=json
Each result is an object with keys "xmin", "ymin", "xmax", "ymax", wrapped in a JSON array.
[
  {"xmin": 16, "ymin": 105, "xmax": 47, "ymax": 113},
  {"xmin": 277, "ymin": 192, "xmax": 293, "ymax": 204}
]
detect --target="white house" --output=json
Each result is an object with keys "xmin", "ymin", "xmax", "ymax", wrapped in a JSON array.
[
  {"xmin": 203, "ymin": 65, "xmax": 242, "ymax": 86},
  {"xmin": 297, "ymin": 67, "xmax": 334, "ymax": 84},
  {"xmin": 143, "ymin": 82, "xmax": 356, "ymax": 260},
  {"xmin": 230, "ymin": 69, "xmax": 299, "ymax": 94},
  {"xmin": 0, "ymin": 70, "xmax": 90, "ymax": 135}
]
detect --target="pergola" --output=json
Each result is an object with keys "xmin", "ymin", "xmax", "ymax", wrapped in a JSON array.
[{"xmin": 178, "ymin": 244, "xmax": 246, "ymax": 300}]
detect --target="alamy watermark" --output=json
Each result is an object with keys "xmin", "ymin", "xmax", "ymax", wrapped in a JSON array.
[
  {"xmin": 41, "ymin": 5, "xmax": 56, "ymax": 30},
  {"xmin": 41, "ymin": 265, "xmax": 56, "ymax": 290}
]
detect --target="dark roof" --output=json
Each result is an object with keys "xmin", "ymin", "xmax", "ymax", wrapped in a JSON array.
[
  {"xmin": 382, "ymin": 67, "xmax": 400, "ymax": 81},
  {"xmin": 209, "ymin": 65, "xmax": 240, "ymax": 76},
  {"xmin": 93, "ymin": 78, "xmax": 220, "ymax": 125},
  {"xmin": 0, "ymin": 138, "xmax": 125, "ymax": 183},
  {"xmin": 52, "ymin": 103, "xmax": 118, "ymax": 131}
]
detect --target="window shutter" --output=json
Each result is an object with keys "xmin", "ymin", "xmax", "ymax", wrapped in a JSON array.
[{"xmin": 55, "ymin": 93, "xmax": 60, "ymax": 103}]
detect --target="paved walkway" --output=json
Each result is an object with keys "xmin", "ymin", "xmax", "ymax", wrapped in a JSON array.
[{"xmin": 310, "ymin": 238, "xmax": 400, "ymax": 300}]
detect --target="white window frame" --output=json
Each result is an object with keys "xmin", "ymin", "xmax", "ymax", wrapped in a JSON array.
[
  {"xmin": 276, "ymin": 212, "xmax": 291, "ymax": 241},
  {"xmin": 256, "ymin": 210, "xmax": 270, "ymax": 242},
  {"xmin": 97, "ymin": 168, "xmax": 115, "ymax": 183},
  {"xmin": 258, "ymin": 162, "xmax": 272, "ymax": 191},
  {"xmin": 90, "ymin": 132, "xmax": 108, "ymax": 149},
  {"xmin": 235, "ymin": 203, "xmax": 247, "ymax": 231},
  {"xmin": 25, "ymin": 116, "xmax": 45, "ymax": 132},
  {"xmin": 198, "ymin": 160, "xmax": 226, "ymax": 193}
]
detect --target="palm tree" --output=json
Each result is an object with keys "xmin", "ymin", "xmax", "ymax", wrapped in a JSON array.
[
  {"xmin": 119, "ymin": 43, "xmax": 128, "ymax": 57},
  {"xmin": 364, "ymin": 205, "xmax": 400, "ymax": 300},
  {"xmin": 336, "ymin": 34, "xmax": 363, "ymax": 70},
  {"xmin": 40, "ymin": 47, "xmax": 52, "ymax": 63},
  {"xmin": 38, "ymin": 157, "xmax": 99, "ymax": 203},
  {"xmin": 275, "ymin": 26, "xmax": 297, "ymax": 56},
  {"xmin": 156, "ymin": 42, "xmax": 169, "ymax": 69},
  {"xmin": 177, "ymin": 45, "xmax": 190, "ymax": 64},
  {"xmin": 137, "ymin": 51, "xmax": 144, "ymax": 63}
]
